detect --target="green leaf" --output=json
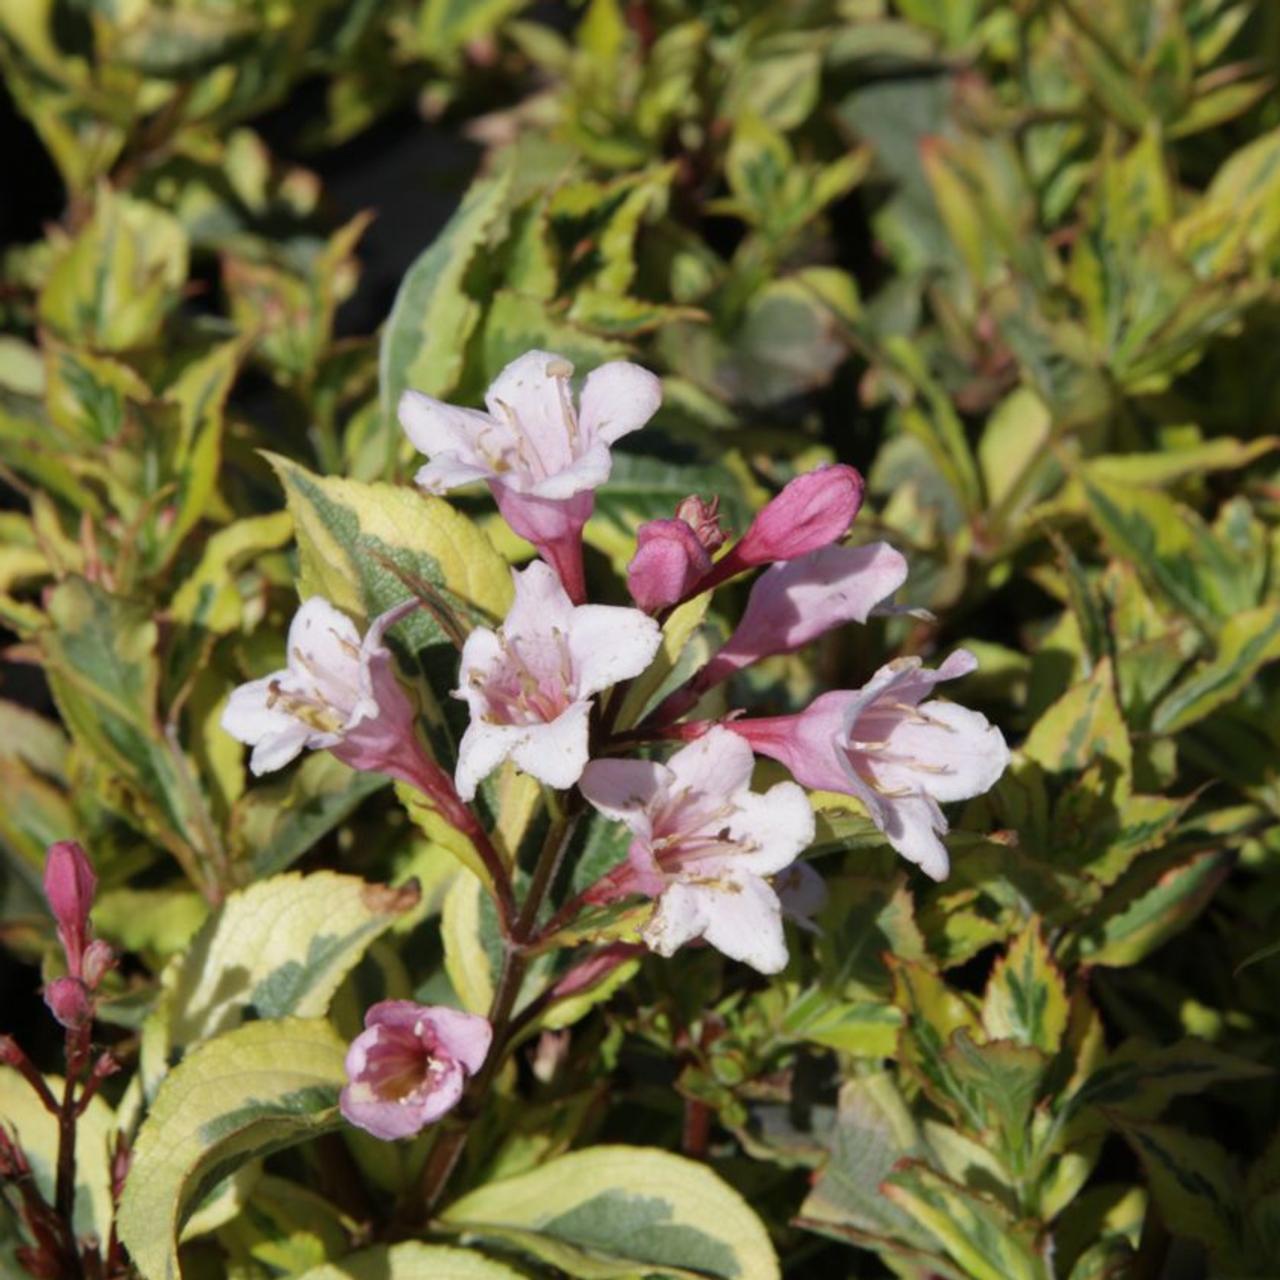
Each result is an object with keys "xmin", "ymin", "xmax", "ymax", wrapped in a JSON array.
[
  {"xmin": 297, "ymin": 1242, "xmax": 527, "ymax": 1280},
  {"xmin": 379, "ymin": 168, "xmax": 512, "ymax": 424},
  {"xmin": 266, "ymin": 452, "xmax": 513, "ymax": 737},
  {"xmin": 118, "ymin": 1019, "xmax": 348, "ymax": 1280},
  {"xmin": 230, "ymin": 752, "xmax": 387, "ymax": 878},
  {"xmin": 1022, "ymin": 658, "xmax": 1131, "ymax": 782},
  {"xmin": 1082, "ymin": 478, "xmax": 1241, "ymax": 631},
  {"xmin": 941, "ymin": 1031, "xmax": 1047, "ymax": 1153},
  {"xmin": 1113, "ymin": 1118, "xmax": 1243, "ymax": 1259},
  {"xmin": 982, "ymin": 919, "xmax": 1069, "ymax": 1054},
  {"xmin": 796, "ymin": 1075, "xmax": 934, "ymax": 1251},
  {"xmin": 38, "ymin": 190, "xmax": 188, "ymax": 352},
  {"xmin": 440, "ymin": 1146, "xmax": 779, "ymax": 1280},
  {"xmin": 0, "ymin": 1067, "xmax": 116, "ymax": 1241},
  {"xmin": 882, "ymin": 1162, "xmax": 1049, "ymax": 1280},
  {"xmin": 1074, "ymin": 850, "xmax": 1230, "ymax": 968},
  {"xmin": 40, "ymin": 576, "xmax": 216, "ymax": 875},
  {"xmin": 1152, "ymin": 605, "xmax": 1280, "ymax": 733},
  {"xmin": 779, "ymin": 986, "xmax": 903, "ymax": 1056},
  {"xmin": 1065, "ymin": 1038, "xmax": 1271, "ymax": 1121},
  {"xmin": 141, "ymin": 872, "xmax": 418, "ymax": 1094}
]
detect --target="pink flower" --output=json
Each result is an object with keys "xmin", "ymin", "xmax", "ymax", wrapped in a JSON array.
[
  {"xmin": 627, "ymin": 519, "xmax": 713, "ymax": 612},
  {"xmin": 454, "ymin": 562, "xmax": 661, "ymax": 800},
  {"xmin": 43, "ymin": 841, "xmax": 96, "ymax": 977},
  {"xmin": 221, "ymin": 597, "xmax": 417, "ymax": 779},
  {"xmin": 579, "ymin": 727, "xmax": 815, "ymax": 973},
  {"xmin": 699, "ymin": 465, "xmax": 864, "ymax": 594},
  {"xmin": 400, "ymin": 351, "xmax": 662, "ymax": 603},
  {"xmin": 729, "ymin": 651, "xmax": 1008, "ymax": 880},
  {"xmin": 656, "ymin": 542, "xmax": 907, "ymax": 719},
  {"xmin": 340, "ymin": 1002, "xmax": 492, "ymax": 1141}
]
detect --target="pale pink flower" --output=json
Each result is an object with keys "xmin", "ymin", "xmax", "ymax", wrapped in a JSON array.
[
  {"xmin": 657, "ymin": 542, "xmax": 908, "ymax": 718},
  {"xmin": 400, "ymin": 350, "xmax": 662, "ymax": 602},
  {"xmin": 579, "ymin": 727, "xmax": 815, "ymax": 974},
  {"xmin": 454, "ymin": 562, "xmax": 661, "ymax": 799},
  {"xmin": 340, "ymin": 1002, "xmax": 491, "ymax": 1141},
  {"xmin": 222, "ymin": 597, "xmax": 416, "ymax": 778},
  {"xmin": 729, "ymin": 651, "xmax": 1008, "ymax": 880}
]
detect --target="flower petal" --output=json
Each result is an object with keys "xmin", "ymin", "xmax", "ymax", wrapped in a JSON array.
[
  {"xmin": 725, "ymin": 781, "xmax": 815, "ymax": 876},
  {"xmin": 398, "ymin": 390, "xmax": 493, "ymax": 460},
  {"xmin": 414, "ymin": 456, "xmax": 495, "ymax": 494},
  {"xmin": 423, "ymin": 1007, "xmax": 493, "ymax": 1075},
  {"xmin": 579, "ymin": 360, "xmax": 663, "ymax": 444},
  {"xmin": 568, "ymin": 604, "xmax": 662, "ymax": 698},
  {"xmin": 508, "ymin": 701, "xmax": 593, "ymax": 790},
  {"xmin": 664, "ymin": 727, "xmax": 756, "ymax": 804},
  {"xmin": 580, "ymin": 757, "xmax": 672, "ymax": 828},
  {"xmin": 484, "ymin": 350, "xmax": 577, "ymax": 477},
  {"xmin": 643, "ymin": 881, "xmax": 711, "ymax": 958},
  {"xmin": 503, "ymin": 561, "xmax": 577, "ymax": 650},
  {"xmin": 874, "ymin": 790, "xmax": 951, "ymax": 880},
  {"xmin": 288, "ymin": 598, "xmax": 364, "ymax": 709},
  {"xmin": 699, "ymin": 875, "xmax": 790, "ymax": 975},
  {"xmin": 454, "ymin": 719, "xmax": 522, "ymax": 801},
  {"xmin": 507, "ymin": 441, "xmax": 613, "ymax": 500},
  {"xmin": 877, "ymin": 699, "xmax": 1010, "ymax": 805}
]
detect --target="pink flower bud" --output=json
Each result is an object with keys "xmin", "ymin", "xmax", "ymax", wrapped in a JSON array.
[
  {"xmin": 673, "ymin": 495, "xmax": 727, "ymax": 553},
  {"xmin": 82, "ymin": 940, "xmax": 117, "ymax": 990},
  {"xmin": 340, "ymin": 1002, "xmax": 492, "ymax": 1141},
  {"xmin": 43, "ymin": 977, "xmax": 92, "ymax": 1030},
  {"xmin": 626, "ymin": 519, "xmax": 713, "ymax": 612},
  {"xmin": 702, "ymin": 465, "xmax": 864, "ymax": 592},
  {"xmin": 42, "ymin": 841, "xmax": 97, "ymax": 977}
]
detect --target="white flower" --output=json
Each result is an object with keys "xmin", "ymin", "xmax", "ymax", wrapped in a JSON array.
[
  {"xmin": 221, "ymin": 598, "xmax": 413, "ymax": 776},
  {"xmin": 399, "ymin": 350, "xmax": 661, "ymax": 502},
  {"xmin": 579, "ymin": 728, "xmax": 816, "ymax": 974},
  {"xmin": 453, "ymin": 562, "xmax": 661, "ymax": 799}
]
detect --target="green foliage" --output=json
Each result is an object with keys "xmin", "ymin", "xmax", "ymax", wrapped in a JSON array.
[{"xmin": 4, "ymin": 0, "xmax": 1280, "ymax": 1277}]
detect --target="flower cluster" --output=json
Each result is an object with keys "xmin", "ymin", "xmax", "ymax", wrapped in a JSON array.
[{"xmin": 220, "ymin": 349, "xmax": 1010, "ymax": 1142}]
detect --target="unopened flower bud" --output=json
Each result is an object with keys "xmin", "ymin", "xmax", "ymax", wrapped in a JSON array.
[
  {"xmin": 627, "ymin": 519, "xmax": 713, "ymax": 612},
  {"xmin": 42, "ymin": 841, "xmax": 97, "ymax": 977},
  {"xmin": 43, "ymin": 976, "xmax": 92, "ymax": 1030},
  {"xmin": 673, "ymin": 495, "xmax": 727, "ymax": 553},
  {"xmin": 734, "ymin": 465, "xmax": 864, "ymax": 567},
  {"xmin": 701, "ymin": 465, "xmax": 865, "ymax": 594},
  {"xmin": 81, "ymin": 940, "xmax": 117, "ymax": 990}
]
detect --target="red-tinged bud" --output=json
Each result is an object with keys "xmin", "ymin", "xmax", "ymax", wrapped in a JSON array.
[
  {"xmin": 42, "ymin": 841, "xmax": 97, "ymax": 977},
  {"xmin": 0, "ymin": 1124, "xmax": 31, "ymax": 1178},
  {"xmin": 43, "ymin": 976, "xmax": 92, "ymax": 1030},
  {"xmin": 81, "ymin": 939, "xmax": 117, "ymax": 990},
  {"xmin": 734, "ymin": 464, "xmax": 864, "ymax": 567},
  {"xmin": 673, "ymin": 494, "xmax": 727, "ymax": 553},
  {"xmin": 626, "ymin": 519, "xmax": 713, "ymax": 612},
  {"xmin": 701, "ymin": 465, "xmax": 865, "ymax": 593},
  {"xmin": 0, "ymin": 1034, "xmax": 21, "ymax": 1066}
]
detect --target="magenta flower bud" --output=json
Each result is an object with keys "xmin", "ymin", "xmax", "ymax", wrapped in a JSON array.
[
  {"xmin": 81, "ymin": 940, "xmax": 117, "ymax": 990},
  {"xmin": 43, "ymin": 977, "xmax": 92, "ymax": 1030},
  {"xmin": 702, "ymin": 465, "xmax": 865, "ymax": 593},
  {"xmin": 339, "ymin": 1001, "xmax": 492, "ymax": 1141},
  {"xmin": 43, "ymin": 841, "xmax": 97, "ymax": 977},
  {"xmin": 627, "ymin": 519, "xmax": 714, "ymax": 612}
]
